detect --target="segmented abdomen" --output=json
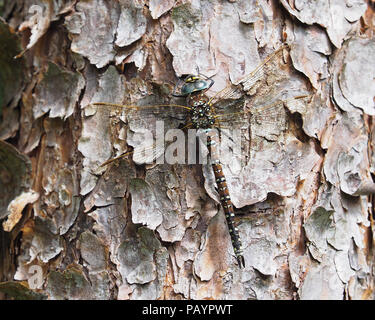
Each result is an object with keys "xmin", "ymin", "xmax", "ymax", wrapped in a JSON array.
[{"xmin": 205, "ymin": 129, "xmax": 245, "ymax": 268}]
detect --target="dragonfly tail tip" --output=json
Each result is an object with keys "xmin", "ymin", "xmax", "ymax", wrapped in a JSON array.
[{"xmin": 237, "ymin": 255, "xmax": 245, "ymax": 269}]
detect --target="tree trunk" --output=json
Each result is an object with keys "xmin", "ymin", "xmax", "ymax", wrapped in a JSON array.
[{"xmin": 0, "ymin": 0, "xmax": 374, "ymax": 300}]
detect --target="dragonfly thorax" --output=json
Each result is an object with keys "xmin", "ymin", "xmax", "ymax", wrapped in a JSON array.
[{"xmin": 188, "ymin": 93, "xmax": 215, "ymax": 129}]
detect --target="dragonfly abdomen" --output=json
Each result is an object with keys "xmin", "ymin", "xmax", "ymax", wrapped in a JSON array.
[{"xmin": 205, "ymin": 129, "xmax": 245, "ymax": 269}]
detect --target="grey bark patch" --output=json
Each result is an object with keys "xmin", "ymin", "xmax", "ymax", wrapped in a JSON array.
[
  {"xmin": 280, "ymin": 0, "xmax": 366, "ymax": 48},
  {"xmin": 222, "ymin": 137, "xmax": 320, "ymax": 208},
  {"xmin": 167, "ymin": 0, "xmax": 262, "ymax": 90},
  {"xmin": 304, "ymin": 207, "xmax": 335, "ymax": 260},
  {"xmin": 334, "ymin": 250, "xmax": 355, "ymax": 283},
  {"xmin": 166, "ymin": 2, "xmax": 214, "ymax": 77},
  {"xmin": 322, "ymin": 110, "xmax": 375, "ymax": 196},
  {"xmin": 323, "ymin": 112, "xmax": 366, "ymax": 187},
  {"xmin": 328, "ymin": 190, "xmax": 368, "ymax": 252},
  {"xmin": 116, "ymin": 227, "xmax": 167, "ymax": 287},
  {"xmin": 245, "ymin": 238, "xmax": 278, "ymax": 276},
  {"xmin": 129, "ymin": 178, "xmax": 163, "ymax": 230},
  {"xmin": 79, "ymin": 231, "xmax": 107, "ymax": 273},
  {"xmin": 338, "ymin": 38, "xmax": 375, "ymax": 115},
  {"xmin": 46, "ymin": 267, "xmax": 111, "ymax": 300},
  {"xmin": 33, "ymin": 62, "xmax": 84, "ymax": 119},
  {"xmin": 296, "ymin": 92, "xmax": 332, "ymax": 140},
  {"xmin": 65, "ymin": 0, "xmax": 120, "ymax": 68},
  {"xmin": 115, "ymin": 1, "xmax": 146, "ymax": 47},
  {"xmin": 32, "ymin": 216, "xmax": 63, "ymax": 263},
  {"xmin": 337, "ymin": 138, "xmax": 375, "ymax": 196},
  {"xmin": 194, "ymin": 211, "xmax": 231, "ymax": 281},
  {"xmin": 287, "ymin": 24, "xmax": 331, "ymax": 89},
  {"xmin": 149, "ymin": 0, "xmax": 175, "ymax": 19},
  {"xmin": 89, "ymin": 201, "xmax": 128, "ymax": 254},
  {"xmin": 299, "ymin": 260, "xmax": 344, "ymax": 300},
  {"xmin": 79, "ymin": 66, "xmax": 126, "ymax": 196},
  {"xmin": 144, "ymin": 165, "xmax": 189, "ymax": 242},
  {"xmin": 84, "ymin": 159, "xmax": 135, "ymax": 212},
  {"xmin": 175, "ymin": 228, "xmax": 201, "ymax": 268}
]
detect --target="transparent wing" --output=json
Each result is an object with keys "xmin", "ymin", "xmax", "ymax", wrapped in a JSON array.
[
  {"xmin": 82, "ymin": 101, "xmax": 192, "ymax": 171},
  {"xmin": 90, "ymin": 95, "xmax": 312, "ymax": 171},
  {"xmin": 213, "ymin": 94, "xmax": 313, "ymax": 127},
  {"xmin": 85, "ymin": 102, "xmax": 191, "ymax": 124},
  {"xmin": 209, "ymin": 44, "xmax": 288, "ymax": 105},
  {"xmin": 96, "ymin": 141, "xmax": 166, "ymax": 168}
]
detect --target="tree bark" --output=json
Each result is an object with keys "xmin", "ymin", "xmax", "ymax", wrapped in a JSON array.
[{"xmin": 0, "ymin": 0, "xmax": 374, "ymax": 300}]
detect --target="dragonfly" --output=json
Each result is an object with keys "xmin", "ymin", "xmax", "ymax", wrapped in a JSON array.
[{"xmin": 87, "ymin": 43, "xmax": 312, "ymax": 269}]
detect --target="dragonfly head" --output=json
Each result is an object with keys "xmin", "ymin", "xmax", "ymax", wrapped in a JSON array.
[{"xmin": 172, "ymin": 74, "xmax": 214, "ymax": 97}]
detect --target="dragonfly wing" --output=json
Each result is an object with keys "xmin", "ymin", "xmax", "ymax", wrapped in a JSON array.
[
  {"xmin": 94, "ymin": 139, "xmax": 165, "ymax": 169},
  {"xmin": 214, "ymin": 94, "xmax": 312, "ymax": 145},
  {"xmin": 213, "ymin": 97, "xmax": 249, "ymax": 129},
  {"xmin": 250, "ymin": 95, "xmax": 313, "ymax": 141},
  {"xmin": 214, "ymin": 93, "xmax": 311, "ymax": 127},
  {"xmin": 88, "ymin": 102, "xmax": 191, "ymax": 123},
  {"xmin": 83, "ymin": 101, "xmax": 191, "ymax": 168},
  {"xmin": 249, "ymin": 94, "xmax": 313, "ymax": 117},
  {"xmin": 131, "ymin": 139, "xmax": 165, "ymax": 165},
  {"xmin": 210, "ymin": 44, "xmax": 288, "ymax": 104}
]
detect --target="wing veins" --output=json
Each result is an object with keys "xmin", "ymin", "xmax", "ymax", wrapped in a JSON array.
[{"xmin": 210, "ymin": 44, "xmax": 288, "ymax": 104}]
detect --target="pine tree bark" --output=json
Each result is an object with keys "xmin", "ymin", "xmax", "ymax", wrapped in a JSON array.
[{"xmin": 0, "ymin": 0, "xmax": 374, "ymax": 300}]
